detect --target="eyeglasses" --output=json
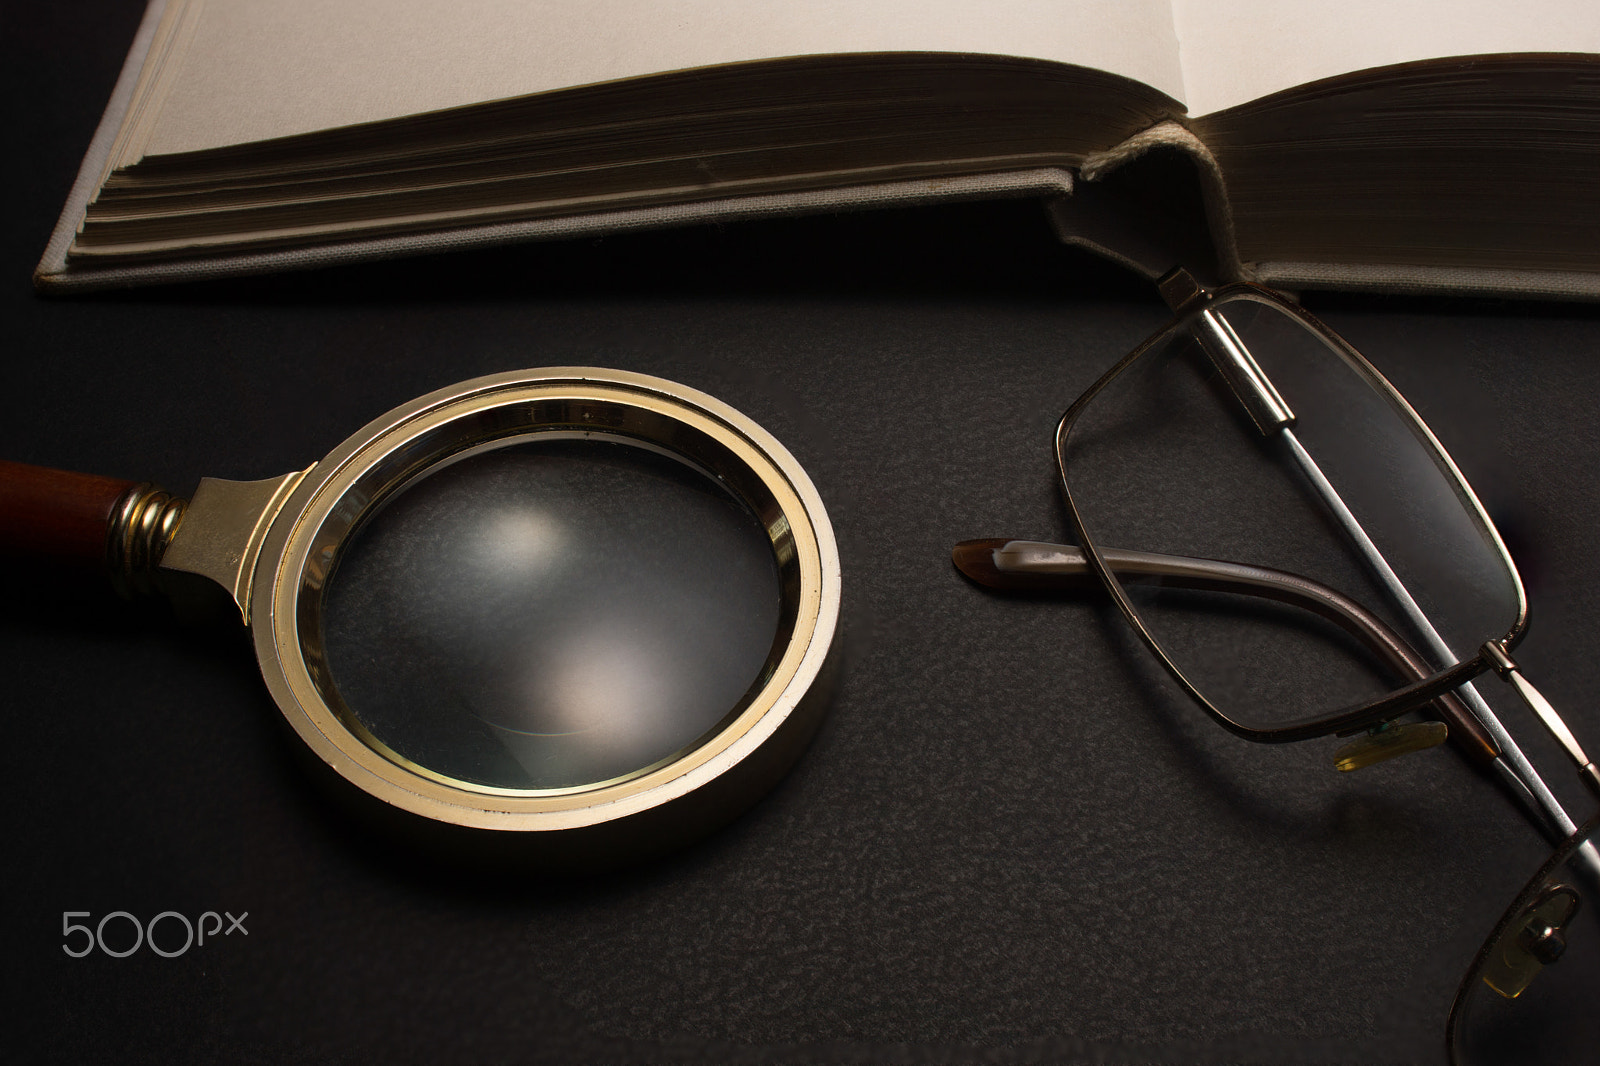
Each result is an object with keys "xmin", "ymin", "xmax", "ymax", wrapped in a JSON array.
[{"xmin": 954, "ymin": 271, "xmax": 1599, "ymax": 1064}]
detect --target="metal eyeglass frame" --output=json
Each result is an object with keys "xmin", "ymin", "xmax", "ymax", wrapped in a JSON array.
[
  {"xmin": 956, "ymin": 270, "xmax": 1598, "ymax": 851},
  {"xmin": 955, "ymin": 271, "xmax": 1600, "ymax": 1061}
]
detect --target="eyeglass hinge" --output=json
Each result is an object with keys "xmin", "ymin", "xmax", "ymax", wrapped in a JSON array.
[
  {"xmin": 1481, "ymin": 639, "xmax": 1600, "ymax": 799},
  {"xmin": 1481, "ymin": 639, "xmax": 1517, "ymax": 677}
]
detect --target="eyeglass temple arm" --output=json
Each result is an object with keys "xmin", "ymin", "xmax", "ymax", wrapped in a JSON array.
[{"xmin": 951, "ymin": 538, "xmax": 1499, "ymax": 765}]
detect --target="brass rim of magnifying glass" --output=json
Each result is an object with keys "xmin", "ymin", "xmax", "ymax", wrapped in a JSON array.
[{"xmin": 247, "ymin": 368, "xmax": 840, "ymax": 834}]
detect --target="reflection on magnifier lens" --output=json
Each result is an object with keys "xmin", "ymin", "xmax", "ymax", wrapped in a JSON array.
[{"xmin": 321, "ymin": 438, "xmax": 782, "ymax": 791}]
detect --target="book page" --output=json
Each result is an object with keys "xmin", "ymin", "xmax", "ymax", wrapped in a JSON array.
[
  {"xmin": 1174, "ymin": 0, "xmax": 1600, "ymax": 116},
  {"xmin": 145, "ymin": 0, "xmax": 1184, "ymax": 158}
]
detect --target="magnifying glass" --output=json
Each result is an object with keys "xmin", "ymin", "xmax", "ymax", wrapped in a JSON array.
[{"xmin": 1, "ymin": 368, "xmax": 841, "ymax": 867}]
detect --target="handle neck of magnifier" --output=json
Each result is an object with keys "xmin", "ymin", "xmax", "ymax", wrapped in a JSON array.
[{"xmin": 0, "ymin": 459, "xmax": 187, "ymax": 596}]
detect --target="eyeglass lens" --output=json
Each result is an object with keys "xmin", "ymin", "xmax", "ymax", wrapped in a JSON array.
[
  {"xmin": 1058, "ymin": 295, "xmax": 1521, "ymax": 729},
  {"xmin": 1449, "ymin": 819, "xmax": 1599, "ymax": 1066},
  {"xmin": 319, "ymin": 437, "xmax": 783, "ymax": 791}
]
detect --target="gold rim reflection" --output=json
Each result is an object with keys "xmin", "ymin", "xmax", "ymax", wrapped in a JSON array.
[{"xmin": 247, "ymin": 369, "xmax": 839, "ymax": 834}]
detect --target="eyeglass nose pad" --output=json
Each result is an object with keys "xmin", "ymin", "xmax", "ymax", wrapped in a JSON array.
[
  {"xmin": 1477, "ymin": 886, "xmax": 1582, "ymax": 999},
  {"xmin": 1332, "ymin": 720, "xmax": 1449, "ymax": 772}
]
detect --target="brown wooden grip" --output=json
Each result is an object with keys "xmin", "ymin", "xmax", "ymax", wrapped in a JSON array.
[{"xmin": 0, "ymin": 459, "xmax": 138, "ymax": 569}]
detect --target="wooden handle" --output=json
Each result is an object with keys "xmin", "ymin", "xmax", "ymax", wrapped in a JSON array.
[{"xmin": 0, "ymin": 459, "xmax": 139, "ymax": 569}]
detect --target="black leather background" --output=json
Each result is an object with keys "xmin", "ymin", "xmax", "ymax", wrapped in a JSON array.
[{"xmin": 7, "ymin": 5, "xmax": 1600, "ymax": 1063}]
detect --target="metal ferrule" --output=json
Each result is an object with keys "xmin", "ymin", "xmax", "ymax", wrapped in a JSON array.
[
  {"xmin": 107, "ymin": 483, "xmax": 187, "ymax": 596},
  {"xmin": 1194, "ymin": 308, "xmax": 1296, "ymax": 435}
]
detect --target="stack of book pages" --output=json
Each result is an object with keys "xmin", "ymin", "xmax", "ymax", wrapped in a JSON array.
[{"xmin": 37, "ymin": 0, "xmax": 1600, "ymax": 298}]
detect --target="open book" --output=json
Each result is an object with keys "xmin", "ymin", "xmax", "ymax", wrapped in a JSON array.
[{"xmin": 36, "ymin": 0, "xmax": 1600, "ymax": 298}]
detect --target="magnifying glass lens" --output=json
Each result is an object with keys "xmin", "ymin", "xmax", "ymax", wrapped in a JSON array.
[{"xmin": 321, "ymin": 438, "xmax": 782, "ymax": 791}]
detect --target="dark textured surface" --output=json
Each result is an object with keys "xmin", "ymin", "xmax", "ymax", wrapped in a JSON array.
[{"xmin": 6, "ymin": 4, "xmax": 1600, "ymax": 1063}]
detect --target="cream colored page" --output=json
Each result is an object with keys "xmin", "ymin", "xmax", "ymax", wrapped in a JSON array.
[
  {"xmin": 145, "ymin": 0, "xmax": 1184, "ymax": 157},
  {"xmin": 1173, "ymin": 0, "xmax": 1600, "ymax": 116}
]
